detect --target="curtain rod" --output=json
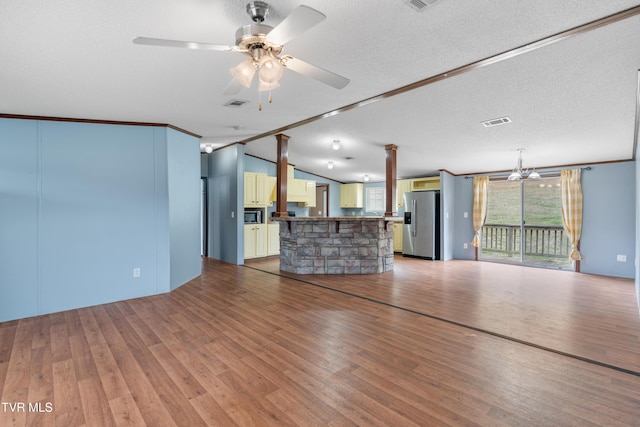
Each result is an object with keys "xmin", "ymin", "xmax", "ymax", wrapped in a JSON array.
[{"xmin": 464, "ymin": 166, "xmax": 591, "ymax": 179}]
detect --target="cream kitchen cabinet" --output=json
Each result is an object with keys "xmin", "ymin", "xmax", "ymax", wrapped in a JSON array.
[
  {"xmin": 411, "ymin": 176, "xmax": 440, "ymax": 191},
  {"xmin": 288, "ymin": 179, "xmax": 316, "ymax": 206},
  {"xmin": 267, "ymin": 223, "xmax": 280, "ymax": 256},
  {"xmin": 265, "ymin": 176, "xmax": 276, "ymax": 203},
  {"xmin": 396, "ymin": 179, "xmax": 412, "ymax": 210},
  {"xmin": 340, "ymin": 183, "xmax": 364, "ymax": 208},
  {"xmin": 393, "ymin": 222, "xmax": 403, "ymax": 252},
  {"xmin": 244, "ymin": 172, "xmax": 270, "ymax": 207},
  {"xmin": 244, "ymin": 224, "xmax": 267, "ymax": 259}
]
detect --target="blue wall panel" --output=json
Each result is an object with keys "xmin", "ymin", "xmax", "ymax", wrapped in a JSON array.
[
  {"xmin": 0, "ymin": 118, "xmax": 201, "ymax": 322},
  {"xmin": 167, "ymin": 128, "xmax": 201, "ymax": 290},
  {"xmin": 581, "ymin": 162, "xmax": 635, "ymax": 278},
  {"xmin": 0, "ymin": 119, "xmax": 39, "ymax": 320},
  {"xmin": 38, "ymin": 121, "xmax": 160, "ymax": 313},
  {"xmin": 208, "ymin": 145, "xmax": 244, "ymax": 264}
]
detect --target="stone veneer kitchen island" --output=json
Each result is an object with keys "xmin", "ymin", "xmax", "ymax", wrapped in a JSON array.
[{"xmin": 272, "ymin": 216, "xmax": 400, "ymax": 274}]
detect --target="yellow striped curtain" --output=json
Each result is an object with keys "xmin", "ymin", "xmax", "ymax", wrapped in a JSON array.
[
  {"xmin": 560, "ymin": 169, "xmax": 584, "ymax": 261},
  {"xmin": 471, "ymin": 176, "xmax": 489, "ymax": 247}
]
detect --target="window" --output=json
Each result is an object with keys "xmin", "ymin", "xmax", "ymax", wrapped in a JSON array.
[{"xmin": 366, "ymin": 187, "xmax": 386, "ymax": 213}]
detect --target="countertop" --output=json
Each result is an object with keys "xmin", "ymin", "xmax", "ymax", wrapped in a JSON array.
[{"xmin": 271, "ymin": 216, "xmax": 403, "ymax": 222}]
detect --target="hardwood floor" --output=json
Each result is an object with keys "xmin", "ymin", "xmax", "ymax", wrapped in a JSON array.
[{"xmin": 1, "ymin": 256, "xmax": 639, "ymax": 426}]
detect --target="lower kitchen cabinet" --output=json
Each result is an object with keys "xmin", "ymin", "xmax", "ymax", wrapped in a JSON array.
[
  {"xmin": 393, "ymin": 222, "xmax": 403, "ymax": 252},
  {"xmin": 244, "ymin": 224, "xmax": 267, "ymax": 259},
  {"xmin": 267, "ymin": 223, "xmax": 280, "ymax": 256}
]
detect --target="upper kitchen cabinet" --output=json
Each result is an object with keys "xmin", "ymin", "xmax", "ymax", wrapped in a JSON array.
[
  {"xmin": 289, "ymin": 179, "xmax": 316, "ymax": 207},
  {"xmin": 397, "ymin": 179, "xmax": 412, "ymax": 209},
  {"xmin": 244, "ymin": 172, "xmax": 270, "ymax": 207},
  {"xmin": 340, "ymin": 183, "xmax": 364, "ymax": 208},
  {"xmin": 411, "ymin": 176, "xmax": 440, "ymax": 191}
]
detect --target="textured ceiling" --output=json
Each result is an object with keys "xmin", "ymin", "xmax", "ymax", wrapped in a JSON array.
[{"xmin": 2, "ymin": 1, "xmax": 640, "ymax": 181}]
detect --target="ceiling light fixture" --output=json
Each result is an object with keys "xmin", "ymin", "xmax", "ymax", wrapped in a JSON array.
[
  {"xmin": 204, "ymin": 145, "xmax": 213, "ymax": 154},
  {"xmin": 332, "ymin": 140, "xmax": 341, "ymax": 150},
  {"xmin": 507, "ymin": 149, "xmax": 541, "ymax": 181},
  {"xmin": 327, "ymin": 161, "xmax": 334, "ymax": 170},
  {"xmin": 363, "ymin": 174, "xmax": 370, "ymax": 182},
  {"xmin": 231, "ymin": 50, "xmax": 286, "ymax": 110}
]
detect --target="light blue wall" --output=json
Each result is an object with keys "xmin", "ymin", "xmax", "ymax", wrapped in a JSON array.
[
  {"xmin": 167, "ymin": 128, "xmax": 201, "ymax": 290},
  {"xmin": 0, "ymin": 119, "xmax": 39, "ymax": 320},
  {"xmin": 451, "ymin": 162, "xmax": 636, "ymax": 277},
  {"xmin": 453, "ymin": 176, "xmax": 476, "ymax": 260},
  {"xmin": 0, "ymin": 118, "xmax": 201, "ymax": 322},
  {"xmin": 580, "ymin": 162, "xmax": 635, "ymax": 278},
  {"xmin": 207, "ymin": 145, "xmax": 244, "ymax": 264}
]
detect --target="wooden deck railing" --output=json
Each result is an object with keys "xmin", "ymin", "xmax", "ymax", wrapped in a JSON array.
[{"xmin": 481, "ymin": 224, "xmax": 570, "ymax": 258}]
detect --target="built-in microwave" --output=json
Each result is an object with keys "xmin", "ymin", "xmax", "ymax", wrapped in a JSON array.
[{"xmin": 244, "ymin": 210, "xmax": 263, "ymax": 224}]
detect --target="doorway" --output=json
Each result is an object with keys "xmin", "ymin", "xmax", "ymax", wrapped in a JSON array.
[
  {"xmin": 309, "ymin": 184, "xmax": 329, "ymax": 217},
  {"xmin": 479, "ymin": 177, "xmax": 573, "ymax": 270}
]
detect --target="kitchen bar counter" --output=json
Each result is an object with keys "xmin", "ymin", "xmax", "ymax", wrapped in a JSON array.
[{"xmin": 272, "ymin": 216, "xmax": 401, "ymax": 274}]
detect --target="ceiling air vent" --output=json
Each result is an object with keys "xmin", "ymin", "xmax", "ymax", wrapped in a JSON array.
[
  {"xmin": 482, "ymin": 117, "xmax": 511, "ymax": 128},
  {"xmin": 224, "ymin": 99, "xmax": 250, "ymax": 108},
  {"xmin": 403, "ymin": 0, "xmax": 439, "ymax": 12}
]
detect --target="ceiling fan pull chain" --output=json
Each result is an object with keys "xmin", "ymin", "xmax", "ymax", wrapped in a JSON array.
[{"xmin": 258, "ymin": 89, "xmax": 263, "ymax": 111}]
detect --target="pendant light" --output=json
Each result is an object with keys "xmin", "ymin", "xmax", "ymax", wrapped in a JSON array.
[{"xmin": 507, "ymin": 149, "xmax": 541, "ymax": 181}]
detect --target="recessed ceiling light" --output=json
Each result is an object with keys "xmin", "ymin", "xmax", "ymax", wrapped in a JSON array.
[
  {"xmin": 363, "ymin": 174, "xmax": 370, "ymax": 182},
  {"xmin": 332, "ymin": 140, "xmax": 341, "ymax": 150},
  {"xmin": 327, "ymin": 161, "xmax": 334, "ymax": 169}
]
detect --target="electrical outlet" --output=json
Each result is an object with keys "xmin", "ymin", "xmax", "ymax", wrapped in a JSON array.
[
  {"xmin": 133, "ymin": 267, "xmax": 141, "ymax": 278},
  {"xmin": 616, "ymin": 254, "xmax": 627, "ymax": 262},
  {"xmin": 464, "ymin": 243, "xmax": 468, "ymax": 249},
  {"xmin": 464, "ymin": 212, "xmax": 468, "ymax": 218}
]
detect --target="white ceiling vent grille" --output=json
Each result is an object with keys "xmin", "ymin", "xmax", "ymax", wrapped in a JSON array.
[
  {"xmin": 403, "ymin": 0, "xmax": 439, "ymax": 12},
  {"xmin": 482, "ymin": 117, "xmax": 511, "ymax": 127},
  {"xmin": 224, "ymin": 99, "xmax": 250, "ymax": 108}
]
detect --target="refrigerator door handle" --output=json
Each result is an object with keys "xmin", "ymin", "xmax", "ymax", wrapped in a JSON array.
[{"xmin": 412, "ymin": 199, "xmax": 417, "ymax": 237}]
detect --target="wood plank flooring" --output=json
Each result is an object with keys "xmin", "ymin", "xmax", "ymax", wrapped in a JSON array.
[
  {"xmin": 248, "ymin": 256, "xmax": 640, "ymax": 374},
  {"xmin": 1, "ymin": 256, "xmax": 639, "ymax": 426}
]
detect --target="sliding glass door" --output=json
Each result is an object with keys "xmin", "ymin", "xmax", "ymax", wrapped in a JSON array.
[
  {"xmin": 522, "ymin": 178, "xmax": 572, "ymax": 269},
  {"xmin": 480, "ymin": 178, "xmax": 572, "ymax": 270}
]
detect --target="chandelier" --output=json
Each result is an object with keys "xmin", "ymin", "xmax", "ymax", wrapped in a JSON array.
[{"xmin": 507, "ymin": 149, "xmax": 541, "ymax": 181}]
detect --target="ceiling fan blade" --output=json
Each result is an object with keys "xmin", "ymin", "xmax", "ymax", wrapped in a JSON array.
[
  {"xmin": 223, "ymin": 78, "xmax": 243, "ymax": 96},
  {"xmin": 265, "ymin": 5, "xmax": 326, "ymax": 46},
  {"xmin": 283, "ymin": 57, "xmax": 350, "ymax": 89},
  {"xmin": 133, "ymin": 37, "xmax": 235, "ymax": 52}
]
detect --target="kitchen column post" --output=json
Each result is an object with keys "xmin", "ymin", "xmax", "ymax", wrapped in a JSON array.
[
  {"xmin": 274, "ymin": 133, "xmax": 289, "ymax": 217},
  {"xmin": 384, "ymin": 144, "xmax": 398, "ymax": 217}
]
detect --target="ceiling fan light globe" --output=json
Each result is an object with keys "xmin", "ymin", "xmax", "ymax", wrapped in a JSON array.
[
  {"xmin": 230, "ymin": 60, "xmax": 256, "ymax": 88},
  {"xmin": 258, "ymin": 78, "xmax": 280, "ymax": 91},
  {"xmin": 258, "ymin": 55, "xmax": 284, "ymax": 84}
]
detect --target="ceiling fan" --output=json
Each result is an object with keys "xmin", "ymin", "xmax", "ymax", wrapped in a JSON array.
[{"xmin": 133, "ymin": 1, "xmax": 349, "ymax": 107}]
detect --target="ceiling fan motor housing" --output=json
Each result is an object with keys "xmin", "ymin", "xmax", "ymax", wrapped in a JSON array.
[
  {"xmin": 246, "ymin": 1, "xmax": 270, "ymax": 23},
  {"xmin": 235, "ymin": 24, "xmax": 282, "ymax": 56}
]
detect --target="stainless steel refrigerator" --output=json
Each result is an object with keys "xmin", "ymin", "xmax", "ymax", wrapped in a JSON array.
[{"xmin": 403, "ymin": 191, "xmax": 440, "ymax": 260}]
